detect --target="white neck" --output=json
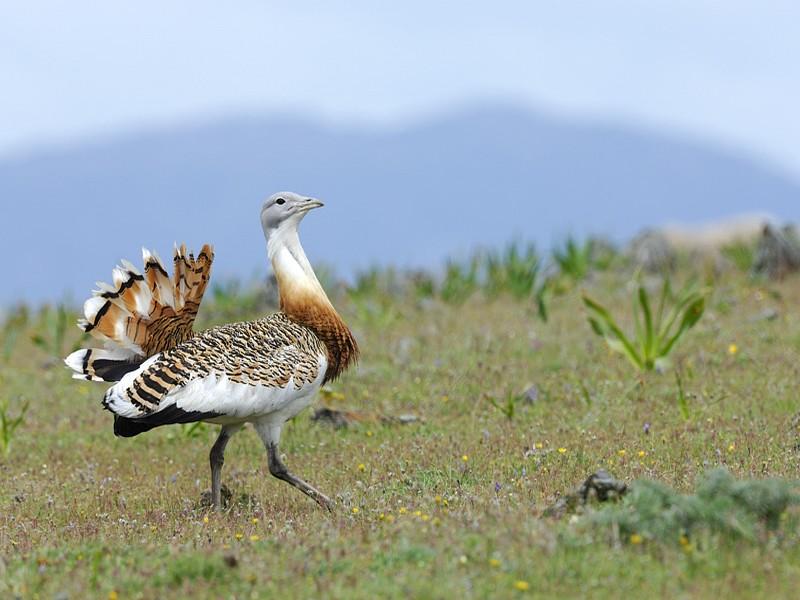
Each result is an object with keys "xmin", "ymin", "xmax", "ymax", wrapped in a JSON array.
[{"xmin": 266, "ymin": 225, "xmax": 328, "ymax": 300}]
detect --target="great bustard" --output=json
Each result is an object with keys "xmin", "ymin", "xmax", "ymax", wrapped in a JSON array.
[{"xmin": 65, "ymin": 193, "xmax": 358, "ymax": 510}]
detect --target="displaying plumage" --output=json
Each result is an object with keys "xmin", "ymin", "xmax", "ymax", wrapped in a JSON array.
[{"xmin": 65, "ymin": 192, "xmax": 358, "ymax": 510}]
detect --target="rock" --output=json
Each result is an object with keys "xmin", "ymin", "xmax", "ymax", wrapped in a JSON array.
[
  {"xmin": 628, "ymin": 230, "xmax": 676, "ymax": 272},
  {"xmin": 751, "ymin": 308, "xmax": 779, "ymax": 322},
  {"xmin": 752, "ymin": 224, "xmax": 800, "ymax": 279},
  {"xmin": 311, "ymin": 407, "xmax": 360, "ymax": 429},
  {"xmin": 543, "ymin": 470, "xmax": 628, "ymax": 518},
  {"xmin": 522, "ymin": 385, "xmax": 539, "ymax": 404},
  {"xmin": 311, "ymin": 407, "xmax": 420, "ymax": 428}
]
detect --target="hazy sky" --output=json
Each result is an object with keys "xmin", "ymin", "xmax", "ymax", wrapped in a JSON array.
[{"xmin": 3, "ymin": 1, "xmax": 800, "ymax": 175}]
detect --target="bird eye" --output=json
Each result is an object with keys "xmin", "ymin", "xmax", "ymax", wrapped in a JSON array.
[{"xmin": 276, "ymin": 198, "xmax": 285, "ymax": 205}]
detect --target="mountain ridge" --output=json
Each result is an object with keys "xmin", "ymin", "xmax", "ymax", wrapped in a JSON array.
[{"xmin": 2, "ymin": 105, "xmax": 798, "ymax": 304}]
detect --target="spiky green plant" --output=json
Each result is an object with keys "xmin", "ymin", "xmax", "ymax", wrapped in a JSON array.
[
  {"xmin": 0, "ymin": 396, "xmax": 29, "ymax": 457},
  {"xmin": 1, "ymin": 305, "xmax": 29, "ymax": 362},
  {"xmin": 484, "ymin": 242, "xmax": 540, "ymax": 299},
  {"xmin": 553, "ymin": 237, "xmax": 594, "ymax": 281},
  {"xmin": 30, "ymin": 304, "xmax": 69, "ymax": 358},
  {"xmin": 583, "ymin": 279, "xmax": 706, "ymax": 371},
  {"xmin": 440, "ymin": 256, "xmax": 480, "ymax": 305},
  {"xmin": 721, "ymin": 240, "xmax": 757, "ymax": 273}
]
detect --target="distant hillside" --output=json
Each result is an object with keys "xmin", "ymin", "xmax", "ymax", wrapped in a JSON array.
[{"xmin": 1, "ymin": 105, "xmax": 799, "ymax": 304}]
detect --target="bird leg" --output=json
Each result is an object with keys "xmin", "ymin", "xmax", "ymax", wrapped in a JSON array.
[
  {"xmin": 267, "ymin": 442, "xmax": 334, "ymax": 511},
  {"xmin": 208, "ymin": 424, "xmax": 242, "ymax": 510}
]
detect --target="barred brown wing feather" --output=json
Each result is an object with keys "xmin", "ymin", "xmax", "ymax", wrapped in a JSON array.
[{"xmin": 102, "ymin": 315, "xmax": 326, "ymax": 426}]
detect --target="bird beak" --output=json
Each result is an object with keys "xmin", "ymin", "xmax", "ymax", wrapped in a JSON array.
[{"xmin": 300, "ymin": 198, "xmax": 324, "ymax": 212}]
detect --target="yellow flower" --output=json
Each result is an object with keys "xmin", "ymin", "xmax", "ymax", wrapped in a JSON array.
[
  {"xmin": 108, "ymin": 592, "xmax": 119, "ymax": 600},
  {"xmin": 249, "ymin": 535, "xmax": 260, "ymax": 542},
  {"xmin": 351, "ymin": 507, "xmax": 360, "ymax": 514},
  {"xmin": 458, "ymin": 555, "xmax": 468, "ymax": 564},
  {"xmin": 251, "ymin": 517, "xmax": 259, "ymax": 524},
  {"xmin": 358, "ymin": 463, "xmax": 366, "ymax": 472},
  {"xmin": 386, "ymin": 515, "xmax": 396, "ymax": 524},
  {"xmin": 202, "ymin": 516, "xmax": 209, "ymax": 524},
  {"xmin": 399, "ymin": 507, "xmax": 407, "ymax": 515},
  {"xmin": 441, "ymin": 395, "xmax": 449, "ymax": 402},
  {"xmin": 514, "ymin": 580, "xmax": 530, "ymax": 591},
  {"xmin": 728, "ymin": 443, "xmax": 735, "ymax": 452},
  {"xmin": 414, "ymin": 510, "xmax": 422, "ymax": 517},
  {"xmin": 558, "ymin": 447, "xmax": 567, "ymax": 454},
  {"xmin": 421, "ymin": 514, "xmax": 430, "ymax": 522},
  {"xmin": 630, "ymin": 533, "xmax": 643, "ymax": 545},
  {"xmin": 234, "ymin": 532, "xmax": 243, "ymax": 540},
  {"xmin": 379, "ymin": 513, "xmax": 386, "ymax": 521},
  {"xmin": 728, "ymin": 344, "xmax": 738, "ymax": 356},
  {"xmin": 434, "ymin": 495, "xmax": 443, "ymax": 505},
  {"xmin": 489, "ymin": 558, "xmax": 502, "ymax": 568},
  {"xmin": 462, "ymin": 454, "xmax": 469, "ymax": 462},
  {"xmin": 617, "ymin": 449, "xmax": 626, "ymax": 457},
  {"xmin": 679, "ymin": 534, "xmax": 690, "ymax": 546},
  {"xmin": 366, "ymin": 430, "xmax": 373, "ymax": 437},
  {"xmin": 638, "ymin": 450, "xmax": 646, "ymax": 458},
  {"xmin": 535, "ymin": 442, "xmax": 543, "ymax": 449}
]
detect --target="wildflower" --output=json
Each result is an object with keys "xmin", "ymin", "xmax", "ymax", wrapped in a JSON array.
[
  {"xmin": 637, "ymin": 450, "xmax": 646, "ymax": 458},
  {"xmin": 431, "ymin": 517, "xmax": 441, "ymax": 526},
  {"xmin": 109, "ymin": 592, "xmax": 119, "ymax": 600},
  {"xmin": 358, "ymin": 463, "xmax": 366, "ymax": 472},
  {"xmin": 535, "ymin": 442, "xmax": 543, "ymax": 449},
  {"xmin": 202, "ymin": 516, "xmax": 209, "ymax": 524},
  {"xmin": 421, "ymin": 514, "xmax": 430, "ymax": 522},
  {"xmin": 251, "ymin": 517, "xmax": 259, "ymax": 524},
  {"xmin": 379, "ymin": 513, "xmax": 386, "ymax": 521},
  {"xmin": 386, "ymin": 515, "xmax": 396, "ymax": 524},
  {"xmin": 462, "ymin": 454, "xmax": 469, "ymax": 462},
  {"xmin": 458, "ymin": 555, "xmax": 468, "ymax": 564},
  {"xmin": 413, "ymin": 510, "xmax": 422, "ymax": 517},
  {"xmin": 249, "ymin": 535, "xmax": 260, "ymax": 542},
  {"xmin": 728, "ymin": 344, "xmax": 738, "ymax": 356},
  {"xmin": 366, "ymin": 430, "xmax": 373, "ymax": 437},
  {"xmin": 630, "ymin": 533, "xmax": 643, "ymax": 545},
  {"xmin": 351, "ymin": 507, "xmax": 359, "ymax": 515},
  {"xmin": 728, "ymin": 443, "xmax": 735, "ymax": 452},
  {"xmin": 489, "ymin": 558, "xmax": 502, "ymax": 568},
  {"xmin": 558, "ymin": 447, "xmax": 567, "ymax": 454},
  {"xmin": 234, "ymin": 533, "xmax": 243, "ymax": 540},
  {"xmin": 617, "ymin": 449, "xmax": 626, "ymax": 457},
  {"xmin": 399, "ymin": 507, "xmax": 407, "ymax": 515},
  {"xmin": 514, "ymin": 580, "xmax": 530, "ymax": 591},
  {"xmin": 441, "ymin": 395, "xmax": 449, "ymax": 402},
  {"xmin": 434, "ymin": 495, "xmax": 443, "ymax": 505},
  {"xmin": 679, "ymin": 535, "xmax": 693, "ymax": 553}
]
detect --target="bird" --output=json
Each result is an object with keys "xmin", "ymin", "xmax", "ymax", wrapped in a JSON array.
[{"xmin": 64, "ymin": 192, "xmax": 358, "ymax": 510}]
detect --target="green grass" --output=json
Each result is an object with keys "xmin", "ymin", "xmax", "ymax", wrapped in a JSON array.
[{"xmin": 2, "ymin": 266, "xmax": 800, "ymax": 598}]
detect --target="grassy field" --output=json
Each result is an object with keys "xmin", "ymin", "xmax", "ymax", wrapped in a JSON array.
[{"xmin": 2, "ymin": 255, "xmax": 800, "ymax": 598}]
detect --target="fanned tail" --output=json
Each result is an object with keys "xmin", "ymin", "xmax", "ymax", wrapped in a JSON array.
[{"xmin": 65, "ymin": 243, "xmax": 214, "ymax": 382}]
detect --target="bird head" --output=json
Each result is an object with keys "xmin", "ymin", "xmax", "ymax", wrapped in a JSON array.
[{"xmin": 260, "ymin": 191, "xmax": 324, "ymax": 238}]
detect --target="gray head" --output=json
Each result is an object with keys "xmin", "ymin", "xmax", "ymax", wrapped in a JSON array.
[{"xmin": 260, "ymin": 191, "xmax": 324, "ymax": 236}]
